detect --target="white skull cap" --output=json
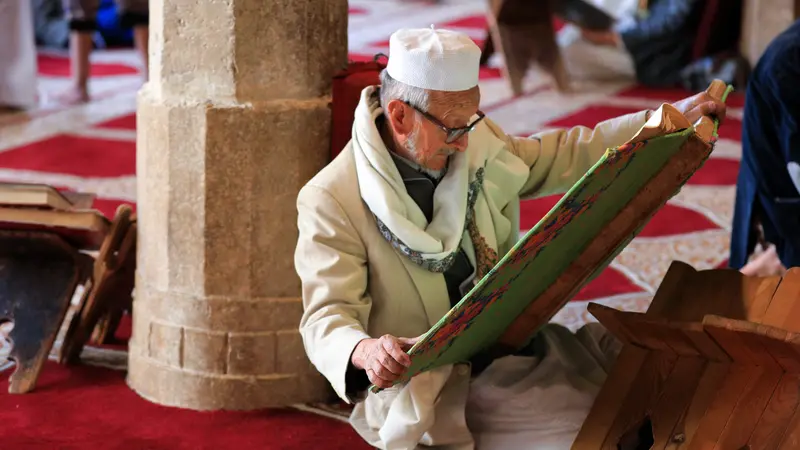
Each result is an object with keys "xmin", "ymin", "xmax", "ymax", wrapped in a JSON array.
[{"xmin": 386, "ymin": 26, "xmax": 481, "ymax": 92}]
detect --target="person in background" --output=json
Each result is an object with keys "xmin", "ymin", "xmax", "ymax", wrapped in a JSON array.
[
  {"xmin": 0, "ymin": 0, "xmax": 38, "ymax": 110},
  {"xmin": 57, "ymin": 0, "xmax": 148, "ymax": 104},
  {"xmin": 560, "ymin": 0, "xmax": 747, "ymax": 91},
  {"xmin": 730, "ymin": 20, "xmax": 800, "ymax": 277},
  {"xmin": 33, "ymin": 0, "xmax": 70, "ymax": 49}
]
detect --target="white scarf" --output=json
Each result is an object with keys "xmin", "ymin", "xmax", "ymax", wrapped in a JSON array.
[{"xmin": 351, "ymin": 87, "xmax": 529, "ymax": 274}]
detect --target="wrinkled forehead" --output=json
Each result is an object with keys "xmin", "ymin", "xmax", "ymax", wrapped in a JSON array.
[{"xmin": 426, "ymin": 87, "xmax": 481, "ymax": 122}]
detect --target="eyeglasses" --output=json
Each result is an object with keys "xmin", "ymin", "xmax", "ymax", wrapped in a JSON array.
[{"xmin": 405, "ymin": 103, "xmax": 486, "ymax": 144}]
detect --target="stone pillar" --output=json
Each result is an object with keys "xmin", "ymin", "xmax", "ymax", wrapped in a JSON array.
[{"xmin": 128, "ymin": 0, "xmax": 349, "ymax": 410}]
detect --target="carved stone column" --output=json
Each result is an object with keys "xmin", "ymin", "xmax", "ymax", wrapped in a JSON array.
[{"xmin": 128, "ymin": 0, "xmax": 348, "ymax": 410}]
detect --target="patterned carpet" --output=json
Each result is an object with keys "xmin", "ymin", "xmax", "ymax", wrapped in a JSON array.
[{"xmin": 0, "ymin": 0, "xmax": 742, "ymax": 423}]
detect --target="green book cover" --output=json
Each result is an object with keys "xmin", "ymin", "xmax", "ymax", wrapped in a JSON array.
[{"xmin": 370, "ymin": 86, "xmax": 733, "ymax": 393}]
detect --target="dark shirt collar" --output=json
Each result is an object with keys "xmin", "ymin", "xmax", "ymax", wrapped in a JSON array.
[{"xmin": 390, "ymin": 152, "xmax": 442, "ymax": 184}]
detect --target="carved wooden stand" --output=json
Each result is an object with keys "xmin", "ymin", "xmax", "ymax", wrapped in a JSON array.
[
  {"xmin": 0, "ymin": 231, "xmax": 89, "ymax": 393},
  {"xmin": 573, "ymin": 261, "xmax": 800, "ymax": 449},
  {"xmin": 0, "ymin": 192, "xmax": 135, "ymax": 393}
]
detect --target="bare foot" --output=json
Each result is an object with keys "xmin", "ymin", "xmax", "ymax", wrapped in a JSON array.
[
  {"xmin": 53, "ymin": 85, "xmax": 90, "ymax": 105},
  {"xmin": 740, "ymin": 245, "xmax": 787, "ymax": 277}
]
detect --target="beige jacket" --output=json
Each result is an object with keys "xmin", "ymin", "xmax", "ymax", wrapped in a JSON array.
[{"xmin": 294, "ymin": 105, "xmax": 648, "ymax": 449}]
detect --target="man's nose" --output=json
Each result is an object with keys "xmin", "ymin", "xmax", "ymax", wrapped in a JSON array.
[{"xmin": 452, "ymin": 134, "xmax": 469, "ymax": 152}]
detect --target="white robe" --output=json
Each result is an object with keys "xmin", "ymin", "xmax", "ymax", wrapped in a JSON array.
[
  {"xmin": 0, "ymin": 0, "xmax": 38, "ymax": 109},
  {"xmin": 295, "ymin": 87, "xmax": 649, "ymax": 449}
]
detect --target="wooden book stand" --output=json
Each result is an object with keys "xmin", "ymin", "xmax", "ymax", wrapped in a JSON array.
[
  {"xmin": 573, "ymin": 261, "xmax": 800, "ymax": 449},
  {"xmin": 59, "ymin": 205, "xmax": 136, "ymax": 364},
  {"xmin": 0, "ymin": 231, "xmax": 93, "ymax": 393},
  {"xmin": 0, "ymin": 183, "xmax": 135, "ymax": 393}
]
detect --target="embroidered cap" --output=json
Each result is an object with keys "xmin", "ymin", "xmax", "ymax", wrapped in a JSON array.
[{"xmin": 386, "ymin": 26, "xmax": 481, "ymax": 92}]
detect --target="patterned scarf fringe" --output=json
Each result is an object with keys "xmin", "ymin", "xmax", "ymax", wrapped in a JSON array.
[{"xmin": 374, "ymin": 168, "xmax": 496, "ymax": 276}]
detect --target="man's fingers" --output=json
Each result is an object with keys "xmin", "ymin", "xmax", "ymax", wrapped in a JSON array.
[
  {"xmin": 369, "ymin": 361, "xmax": 402, "ymax": 383},
  {"xmin": 373, "ymin": 364, "xmax": 401, "ymax": 381},
  {"xmin": 688, "ymin": 100, "xmax": 727, "ymax": 125},
  {"xmin": 381, "ymin": 336, "xmax": 412, "ymax": 367},
  {"xmin": 397, "ymin": 336, "xmax": 420, "ymax": 352},
  {"xmin": 711, "ymin": 101, "xmax": 726, "ymax": 123},
  {"xmin": 363, "ymin": 336, "xmax": 422, "ymax": 388},
  {"xmin": 699, "ymin": 100, "xmax": 721, "ymax": 116},
  {"xmin": 377, "ymin": 350, "xmax": 406, "ymax": 375},
  {"xmin": 366, "ymin": 368, "xmax": 394, "ymax": 389}
]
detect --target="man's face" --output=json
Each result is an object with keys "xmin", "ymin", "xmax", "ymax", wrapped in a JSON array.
[{"xmin": 387, "ymin": 88, "xmax": 481, "ymax": 172}]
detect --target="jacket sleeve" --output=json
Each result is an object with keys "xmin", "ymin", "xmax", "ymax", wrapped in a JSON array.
[
  {"xmin": 773, "ymin": 43, "xmax": 800, "ymax": 191},
  {"xmin": 488, "ymin": 110, "xmax": 649, "ymax": 199},
  {"xmin": 617, "ymin": 0, "xmax": 701, "ymax": 53},
  {"xmin": 295, "ymin": 184, "xmax": 373, "ymax": 403}
]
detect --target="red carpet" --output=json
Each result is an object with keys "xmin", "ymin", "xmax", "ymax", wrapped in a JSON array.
[
  {"xmin": 96, "ymin": 114, "xmax": 137, "ymax": 130},
  {"xmin": 0, "ymin": 363, "xmax": 369, "ymax": 450},
  {"xmin": 0, "ymin": 135, "xmax": 135, "ymax": 178},
  {"xmin": 37, "ymin": 54, "xmax": 139, "ymax": 78},
  {"xmin": 0, "ymin": 1, "xmax": 743, "ymax": 445}
]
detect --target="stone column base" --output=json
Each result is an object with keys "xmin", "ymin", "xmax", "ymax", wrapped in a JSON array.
[
  {"xmin": 127, "ymin": 287, "xmax": 331, "ymax": 410},
  {"xmin": 130, "ymin": 87, "xmax": 333, "ymax": 410}
]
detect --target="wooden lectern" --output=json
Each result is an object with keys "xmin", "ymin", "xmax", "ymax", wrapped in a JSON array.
[
  {"xmin": 0, "ymin": 183, "xmax": 135, "ymax": 393},
  {"xmin": 573, "ymin": 261, "xmax": 800, "ymax": 449}
]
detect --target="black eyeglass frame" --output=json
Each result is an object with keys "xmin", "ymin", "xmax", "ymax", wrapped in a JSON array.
[{"xmin": 405, "ymin": 102, "xmax": 486, "ymax": 144}]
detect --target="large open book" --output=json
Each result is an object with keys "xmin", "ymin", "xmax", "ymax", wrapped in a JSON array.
[{"xmin": 370, "ymin": 81, "xmax": 733, "ymax": 393}]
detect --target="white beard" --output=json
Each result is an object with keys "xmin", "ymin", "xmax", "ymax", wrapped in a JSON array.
[{"xmin": 406, "ymin": 120, "xmax": 452, "ymax": 180}]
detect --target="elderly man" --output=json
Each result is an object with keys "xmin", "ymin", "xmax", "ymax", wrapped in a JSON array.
[{"xmin": 295, "ymin": 28, "xmax": 726, "ymax": 449}]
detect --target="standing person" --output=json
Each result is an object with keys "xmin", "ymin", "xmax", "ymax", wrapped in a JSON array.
[
  {"xmin": 57, "ymin": 0, "xmax": 148, "ymax": 104},
  {"xmin": 295, "ymin": 27, "xmax": 727, "ymax": 449},
  {"xmin": 730, "ymin": 20, "xmax": 800, "ymax": 277},
  {"xmin": 0, "ymin": 0, "xmax": 38, "ymax": 110}
]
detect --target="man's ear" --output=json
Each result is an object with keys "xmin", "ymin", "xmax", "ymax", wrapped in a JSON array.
[{"xmin": 385, "ymin": 99, "xmax": 415, "ymax": 138}]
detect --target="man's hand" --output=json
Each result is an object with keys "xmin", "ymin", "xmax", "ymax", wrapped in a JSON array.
[
  {"xmin": 351, "ymin": 334, "xmax": 419, "ymax": 389},
  {"xmin": 580, "ymin": 28, "xmax": 620, "ymax": 47},
  {"xmin": 670, "ymin": 90, "xmax": 728, "ymax": 125}
]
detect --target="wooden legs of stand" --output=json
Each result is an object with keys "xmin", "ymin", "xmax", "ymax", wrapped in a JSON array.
[
  {"xmin": 0, "ymin": 231, "xmax": 84, "ymax": 393},
  {"xmin": 59, "ymin": 205, "xmax": 136, "ymax": 364},
  {"xmin": 485, "ymin": 0, "xmax": 571, "ymax": 96}
]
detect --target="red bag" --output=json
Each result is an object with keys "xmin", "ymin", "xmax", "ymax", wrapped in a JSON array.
[{"xmin": 330, "ymin": 56, "xmax": 387, "ymax": 160}]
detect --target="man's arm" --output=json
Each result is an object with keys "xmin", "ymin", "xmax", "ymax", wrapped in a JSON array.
[
  {"xmin": 485, "ymin": 110, "xmax": 649, "ymax": 199},
  {"xmin": 615, "ymin": 0, "xmax": 701, "ymax": 54},
  {"xmin": 295, "ymin": 184, "xmax": 373, "ymax": 403}
]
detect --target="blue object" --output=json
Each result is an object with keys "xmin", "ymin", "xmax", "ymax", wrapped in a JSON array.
[
  {"xmin": 730, "ymin": 20, "xmax": 800, "ymax": 269},
  {"xmin": 96, "ymin": 0, "xmax": 133, "ymax": 47}
]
